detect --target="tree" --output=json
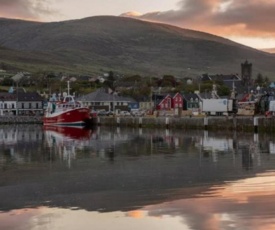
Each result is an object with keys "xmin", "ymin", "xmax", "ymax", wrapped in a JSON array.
[
  {"xmin": 255, "ymin": 73, "xmax": 264, "ymax": 85},
  {"xmin": 1, "ymin": 77, "xmax": 13, "ymax": 86}
]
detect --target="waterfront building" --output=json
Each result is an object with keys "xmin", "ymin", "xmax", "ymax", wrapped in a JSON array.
[
  {"xmin": 0, "ymin": 92, "xmax": 17, "ymax": 116},
  {"xmin": 17, "ymin": 92, "xmax": 44, "ymax": 116},
  {"xmin": 78, "ymin": 88, "xmax": 136, "ymax": 112}
]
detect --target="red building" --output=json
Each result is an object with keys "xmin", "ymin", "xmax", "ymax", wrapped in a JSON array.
[
  {"xmin": 156, "ymin": 95, "xmax": 172, "ymax": 110},
  {"xmin": 172, "ymin": 92, "xmax": 183, "ymax": 109},
  {"xmin": 156, "ymin": 93, "xmax": 183, "ymax": 110}
]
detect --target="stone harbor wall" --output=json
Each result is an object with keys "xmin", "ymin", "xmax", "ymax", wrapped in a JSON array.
[
  {"xmin": 0, "ymin": 116, "xmax": 43, "ymax": 124},
  {"xmin": 0, "ymin": 115, "xmax": 275, "ymax": 133}
]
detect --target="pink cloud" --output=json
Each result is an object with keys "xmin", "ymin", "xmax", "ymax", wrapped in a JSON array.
[
  {"xmin": 0, "ymin": 0, "xmax": 57, "ymax": 21},
  {"xmin": 122, "ymin": 0, "xmax": 275, "ymax": 38}
]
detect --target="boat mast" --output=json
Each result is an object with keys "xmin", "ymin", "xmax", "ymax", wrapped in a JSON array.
[{"xmin": 67, "ymin": 81, "xmax": 70, "ymax": 96}]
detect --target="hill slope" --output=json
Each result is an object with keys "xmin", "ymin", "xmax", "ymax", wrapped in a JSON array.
[
  {"xmin": 262, "ymin": 48, "xmax": 275, "ymax": 54},
  {"xmin": 0, "ymin": 16, "xmax": 275, "ymax": 77}
]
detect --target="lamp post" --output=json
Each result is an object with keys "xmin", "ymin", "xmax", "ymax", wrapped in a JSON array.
[
  {"xmin": 16, "ymin": 81, "xmax": 19, "ymax": 116},
  {"xmin": 256, "ymin": 85, "xmax": 261, "ymax": 95},
  {"xmin": 0, "ymin": 100, "xmax": 3, "ymax": 116}
]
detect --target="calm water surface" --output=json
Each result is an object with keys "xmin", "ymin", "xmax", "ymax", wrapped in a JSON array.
[{"xmin": 1, "ymin": 125, "xmax": 275, "ymax": 230}]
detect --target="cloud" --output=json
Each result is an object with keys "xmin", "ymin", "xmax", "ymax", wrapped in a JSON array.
[
  {"xmin": 122, "ymin": 0, "xmax": 275, "ymax": 38},
  {"xmin": 0, "ymin": 0, "xmax": 57, "ymax": 21},
  {"xmin": 120, "ymin": 11, "xmax": 142, "ymax": 17}
]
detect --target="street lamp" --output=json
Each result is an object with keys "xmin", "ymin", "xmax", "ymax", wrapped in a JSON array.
[
  {"xmin": 256, "ymin": 85, "xmax": 261, "ymax": 95},
  {"xmin": 16, "ymin": 80, "xmax": 19, "ymax": 116}
]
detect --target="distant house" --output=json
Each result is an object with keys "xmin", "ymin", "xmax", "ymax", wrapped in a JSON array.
[
  {"xmin": 17, "ymin": 92, "xmax": 44, "ymax": 115},
  {"xmin": 139, "ymin": 101, "xmax": 154, "ymax": 111},
  {"xmin": 153, "ymin": 94, "xmax": 172, "ymax": 110},
  {"xmin": 153, "ymin": 92, "xmax": 183, "ymax": 111},
  {"xmin": 0, "ymin": 92, "xmax": 17, "ymax": 116},
  {"xmin": 128, "ymin": 102, "xmax": 139, "ymax": 110},
  {"xmin": 78, "ymin": 88, "xmax": 136, "ymax": 111},
  {"xmin": 200, "ymin": 73, "xmax": 241, "ymax": 82},
  {"xmin": 182, "ymin": 93, "xmax": 200, "ymax": 111},
  {"xmin": 69, "ymin": 77, "xmax": 77, "ymax": 82},
  {"xmin": 171, "ymin": 92, "xmax": 183, "ymax": 109},
  {"xmin": 0, "ymin": 91, "xmax": 44, "ymax": 116},
  {"xmin": 200, "ymin": 73, "xmax": 244, "ymax": 94},
  {"xmin": 11, "ymin": 72, "xmax": 31, "ymax": 85}
]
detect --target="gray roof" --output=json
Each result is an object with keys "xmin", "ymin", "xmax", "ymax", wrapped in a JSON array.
[
  {"xmin": 17, "ymin": 92, "xmax": 44, "ymax": 102},
  {"xmin": 197, "ymin": 92, "xmax": 215, "ymax": 99},
  {"xmin": 201, "ymin": 74, "xmax": 241, "ymax": 82},
  {"xmin": 78, "ymin": 88, "xmax": 136, "ymax": 102},
  {"xmin": 182, "ymin": 93, "xmax": 200, "ymax": 101},
  {"xmin": 0, "ymin": 92, "xmax": 17, "ymax": 101}
]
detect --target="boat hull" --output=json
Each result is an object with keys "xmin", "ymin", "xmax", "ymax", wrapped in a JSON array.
[{"xmin": 43, "ymin": 108, "xmax": 91, "ymax": 126}]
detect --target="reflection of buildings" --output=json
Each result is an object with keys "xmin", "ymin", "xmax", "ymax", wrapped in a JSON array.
[
  {"xmin": 0, "ymin": 125, "xmax": 273, "ymax": 170},
  {"xmin": 0, "ymin": 125, "xmax": 44, "ymax": 164},
  {"xmin": 0, "ymin": 125, "xmax": 43, "ymax": 145},
  {"xmin": 199, "ymin": 131, "xmax": 263, "ymax": 169},
  {"xmin": 270, "ymin": 142, "xmax": 275, "ymax": 154},
  {"xmin": 202, "ymin": 131, "xmax": 233, "ymax": 152},
  {"xmin": 200, "ymin": 131, "xmax": 235, "ymax": 162}
]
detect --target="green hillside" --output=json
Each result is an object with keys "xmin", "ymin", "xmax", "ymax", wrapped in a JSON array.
[{"xmin": 0, "ymin": 16, "xmax": 275, "ymax": 77}]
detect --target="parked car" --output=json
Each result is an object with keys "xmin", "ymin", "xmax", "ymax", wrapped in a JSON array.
[
  {"xmin": 131, "ymin": 110, "xmax": 145, "ymax": 117},
  {"xmin": 120, "ymin": 111, "xmax": 131, "ymax": 116},
  {"xmin": 97, "ymin": 110, "xmax": 115, "ymax": 116},
  {"xmin": 97, "ymin": 110, "xmax": 107, "ymax": 116},
  {"xmin": 107, "ymin": 111, "xmax": 114, "ymax": 116}
]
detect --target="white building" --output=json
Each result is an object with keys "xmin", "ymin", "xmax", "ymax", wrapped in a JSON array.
[{"xmin": 0, "ymin": 92, "xmax": 17, "ymax": 116}]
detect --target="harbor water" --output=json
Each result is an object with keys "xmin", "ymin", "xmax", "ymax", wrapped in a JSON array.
[{"xmin": 1, "ymin": 125, "xmax": 275, "ymax": 229}]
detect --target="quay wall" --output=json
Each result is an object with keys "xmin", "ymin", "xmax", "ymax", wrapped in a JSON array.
[
  {"xmin": 0, "ymin": 116, "xmax": 43, "ymax": 124},
  {"xmin": 0, "ymin": 115, "xmax": 275, "ymax": 133},
  {"xmin": 96, "ymin": 116, "xmax": 275, "ymax": 133}
]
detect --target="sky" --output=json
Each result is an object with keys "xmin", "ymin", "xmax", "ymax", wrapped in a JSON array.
[{"xmin": 0, "ymin": 0, "xmax": 275, "ymax": 49}]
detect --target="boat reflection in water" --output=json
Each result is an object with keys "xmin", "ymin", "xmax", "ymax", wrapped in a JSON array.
[{"xmin": 44, "ymin": 126, "xmax": 93, "ymax": 167}]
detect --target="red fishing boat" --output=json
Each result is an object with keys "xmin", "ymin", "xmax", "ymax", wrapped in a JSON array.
[{"xmin": 43, "ymin": 81, "xmax": 92, "ymax": 126}]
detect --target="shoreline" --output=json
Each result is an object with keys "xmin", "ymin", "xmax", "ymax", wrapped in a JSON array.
[
  {"xmin": 0, "ymin": 115, "xmax": 271, "ymax": 133},
  {"xmin": 96, "ymin": 116, "xmax": 265, "ymax": 132}
]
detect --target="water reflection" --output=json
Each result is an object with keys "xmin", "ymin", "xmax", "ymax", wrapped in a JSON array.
[
  {"xmin": 44, "ymin": 126, "xmax": 93, "ymax": 168},
  {"xmin": 1, "ymin": 125, "xmax": 275, "ymax": 229}
]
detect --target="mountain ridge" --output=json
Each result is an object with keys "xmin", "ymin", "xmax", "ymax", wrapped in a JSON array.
[
  {"xmin": 0, "ymin": 16, "xmax": 274, "ymax": 77},
  {"xmin": 261, "ymin": 48, "xmax": 275, "ymax": 54}
]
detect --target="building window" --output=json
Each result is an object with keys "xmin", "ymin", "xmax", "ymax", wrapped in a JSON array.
[
  {"xmin": 4, "ymin": 103, "xmax": 7, "ymax": 109},
  {"xmin": 36, "ymin": 103, "xmax": 39, "ymax": 109},
  {"xmin": 29, "ymin": 103, "xmax": 32, "ymax": 109},
  {"xmin": 22, "ymin": 103, "xmax": 24, "ymax": 109},
  {"xmin": 12, "ymin": 104, "xmax": 15, "ymax": 109}
]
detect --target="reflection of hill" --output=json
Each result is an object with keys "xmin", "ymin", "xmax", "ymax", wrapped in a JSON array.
[{"xmin": 1, "ymin": 127, "xmax": 275, "ymax": 212}]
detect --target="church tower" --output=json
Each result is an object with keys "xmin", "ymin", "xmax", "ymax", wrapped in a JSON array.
[{"xmin": 241, "ymin": 60, "xmax": 252, "ymax": 86}]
